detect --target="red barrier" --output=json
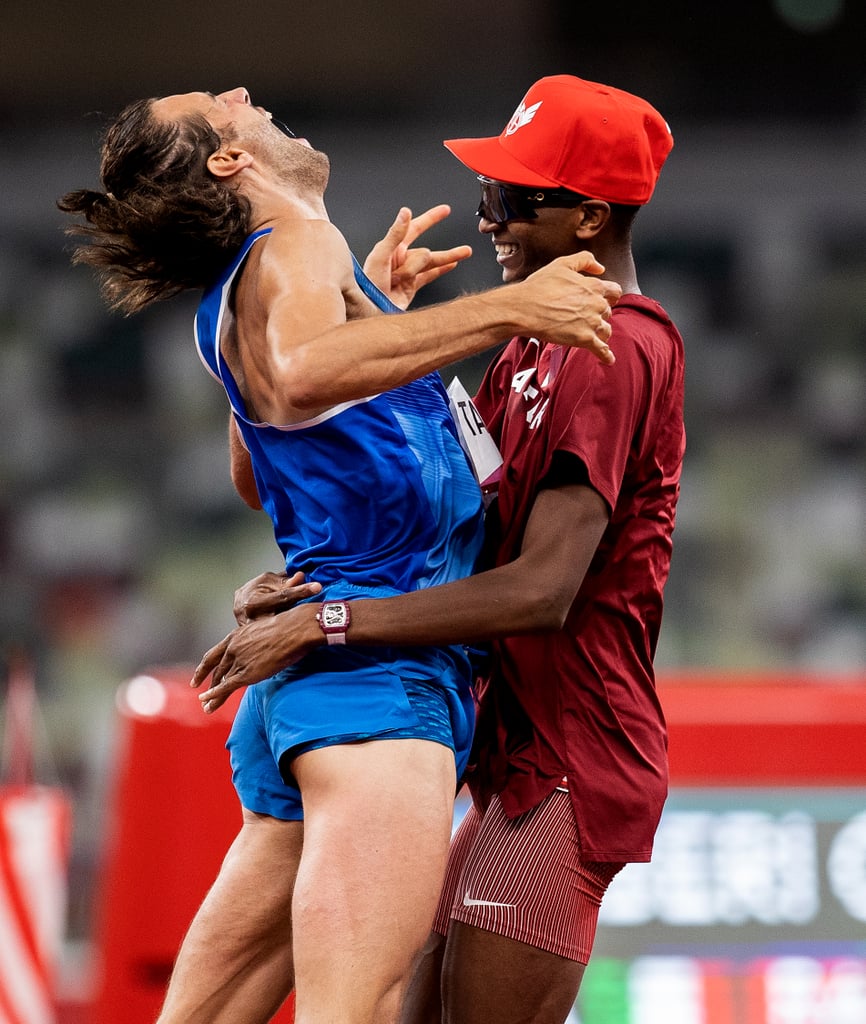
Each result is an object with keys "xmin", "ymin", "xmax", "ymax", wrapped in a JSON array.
[
  {"xmin": 660, "ymin": 671, "xmax": 866, "ymax": 785},
  {"xmin": 88, "ymin": 668, "xmax": 294, "ymax": 1024}
]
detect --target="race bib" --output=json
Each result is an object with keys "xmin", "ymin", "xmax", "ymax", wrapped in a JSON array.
[{"xmin": 447, "ymin": 377, "xmax": 503, "ymax": 500}]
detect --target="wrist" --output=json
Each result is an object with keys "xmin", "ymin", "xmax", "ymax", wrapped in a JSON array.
[
  {"xmin": 473, "ymin": 285, "xmax": 520, "ymax": 339},
  {"xmin": 302, "ymin": 603, "xmax": 327, "ymax": 651},
  {"xmin": 315, "ymin": 600, "xmax": 352, "ymax": 645}
]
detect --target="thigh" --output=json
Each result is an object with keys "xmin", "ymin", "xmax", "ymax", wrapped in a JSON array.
[
  {"xmin": 437, "ymin": 790, "xmax": 624, "ymax": 1024},
  {"xmin": 290, "ymin": 738, "xmax": 458, "ymax": 1022},
  {"xmin": 400, "ymin": 801, "xmax": 481, "ymax": 1024},
  {"xmin": 198, "ymin": 808, "xmax": 304, "ymax": 951},
  {"xmin": 292, "ymin": 738, "xmax": 457, "ymax": 929},
  {"xmin": 443, "ymin": 923, "xmax": 586, "ymax": 1024}
]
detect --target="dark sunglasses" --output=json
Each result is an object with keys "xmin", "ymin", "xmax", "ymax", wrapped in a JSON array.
[{"xmin": 476, "ymin": 175, "xmax": 588, "ymax": 224}]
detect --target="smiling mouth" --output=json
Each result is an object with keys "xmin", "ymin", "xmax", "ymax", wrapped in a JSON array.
[{"xmin": 494, "ymin": 243, "xmax": 519, "ymax": 261}]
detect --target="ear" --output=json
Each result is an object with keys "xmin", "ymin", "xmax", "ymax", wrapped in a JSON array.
[
  {"xmin": 574, "ymin": 200, "xmax": 611, "ymax": 240},
  {"xmin": 206, "ymin": 146, "xmax": 254, "ymax": 180}
]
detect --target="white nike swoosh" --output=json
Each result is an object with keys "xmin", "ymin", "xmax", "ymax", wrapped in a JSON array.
[{"xmin": 462, "ymin": 893, "xmax": 516, "ymax": 909}]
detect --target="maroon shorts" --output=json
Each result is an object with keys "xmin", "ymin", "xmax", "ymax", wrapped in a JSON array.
[{"xmin": 432, "ymin": 784, "xmax": 624, "ymax": 963}]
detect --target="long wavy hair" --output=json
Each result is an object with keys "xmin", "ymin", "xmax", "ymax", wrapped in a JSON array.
[{"xmin": 58, "ymin": 98, "xmax": 251, "ymax": 314}]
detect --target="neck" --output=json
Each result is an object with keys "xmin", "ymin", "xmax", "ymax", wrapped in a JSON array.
[
  {"xmin": 590, "ymin": 241, "xmax": 639, "ymax": 295},
  {"xmin": 240, "ymin": 170, "xmax": 330, "ymax": 231},
  {"xmin": 250, "ymin": 198, "xmax": 330, "ymax": 233}
]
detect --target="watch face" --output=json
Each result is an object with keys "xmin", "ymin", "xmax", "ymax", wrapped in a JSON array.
[{"xmin": 321, "ymin": 603, "xmax": 348, "ymax": 629}]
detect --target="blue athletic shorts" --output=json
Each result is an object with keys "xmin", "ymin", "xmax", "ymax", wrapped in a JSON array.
[{"xmin": 227, "ymin": 645, "xmax": 475, "ymax": 821}]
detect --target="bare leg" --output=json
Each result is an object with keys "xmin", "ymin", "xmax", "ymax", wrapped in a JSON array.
[
  {"xmin": 400, "ymin": 930, "xmax": 447, "ymax": 1024},
  {"xmin": 291, "ymin": 738, "xmax": 456, "ymax": 1024},
  {"xmin": 442, "ymin": 922, "xmax": 585, "ymax": 1024},
  {"xmin": 156, "ymin": 809, "xmax": 302, "ymax": 1024}
]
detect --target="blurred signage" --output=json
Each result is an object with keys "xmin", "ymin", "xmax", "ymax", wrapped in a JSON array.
[
  {"xmin": 574, "ymin": 676, "xmax": 866, "ymax": 1024},
  {"xmin": 579, "ymin": 789, "xmax": 866, "ymax": 1023}
]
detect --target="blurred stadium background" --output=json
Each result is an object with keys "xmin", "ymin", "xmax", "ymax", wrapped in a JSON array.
[{"xmin": 1, "ymin": 1, "xmax": 865, "ymax": 1021}]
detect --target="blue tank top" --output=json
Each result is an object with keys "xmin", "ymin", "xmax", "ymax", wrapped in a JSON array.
[{"xmin": 195, "ymin": 228, "xmax": 484, "ymax": 601}]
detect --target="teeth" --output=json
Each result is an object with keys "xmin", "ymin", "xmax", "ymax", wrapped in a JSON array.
[{"xmin": 495, "ymin": 244, "xmax": 518, "ymax": 257}]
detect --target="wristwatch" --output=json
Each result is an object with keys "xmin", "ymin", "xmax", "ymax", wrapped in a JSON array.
[{"xmin": 315, "ymin": 601, "xmax": 351, "ymax": 645}]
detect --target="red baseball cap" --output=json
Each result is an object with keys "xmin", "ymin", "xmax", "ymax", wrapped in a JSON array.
[{"xmin": 444, "ymin": 75, "xmax": 673, "ymax": 205}]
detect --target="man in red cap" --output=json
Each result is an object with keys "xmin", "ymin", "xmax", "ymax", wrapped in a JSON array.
[{"xmin": 198, "ymin": 74, "xmax": 685, "ymax": 1024}]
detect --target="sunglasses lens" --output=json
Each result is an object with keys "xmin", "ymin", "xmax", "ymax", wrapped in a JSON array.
[{"xmin": 477, "ymin": 182, "xmax": 537, "ymax": 223}]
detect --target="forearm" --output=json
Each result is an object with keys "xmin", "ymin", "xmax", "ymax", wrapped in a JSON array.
[
  {"xmin": 288, "ymin": 287, "xmax": 515, "ymax": 408},
  {"xmin": 283, "ymin": 253, "xmax": 617, "ymax": 409},
  {"xmin": 255, "ymin": 482, "xmax": 606, "ymax": 655},
  {"xmin": 294, "ymin": 559, "xmax": 570, "ymax": 656},
  {"xmin": 344, "ymin": 482, "xmax": 607, "ymax": 648},
  {"xmin": 195, "ymin": 563, "xmax": 554, "ymax": 714}
]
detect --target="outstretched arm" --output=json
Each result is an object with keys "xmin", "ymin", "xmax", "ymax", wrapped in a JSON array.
[
  {"xmin": 193, "ymin": 480, "xmax": 608, "ymax": 711},
  {"xmin": 235, "ymin": 221, "xmax": 618, "ymax": 424},
  {"xmin": 273, "ymin": 251, "xmax": 621, "ymax": 411}
]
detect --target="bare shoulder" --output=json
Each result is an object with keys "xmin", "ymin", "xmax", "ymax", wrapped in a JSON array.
[
  {"xmin": 229, "ymin": 220, "xmax": 358, "ymax": 423},
  {"xmin": 255, "ymin": 218, "xmax": 378, "ymax": 322},
  {"xmin": 256, "ymin": 219, "xmax": 354, "ymax": 290}
]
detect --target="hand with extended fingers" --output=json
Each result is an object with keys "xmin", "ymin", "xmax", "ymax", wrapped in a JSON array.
[
  {"xmin": 363, "ymin": 204, "xmax": 473, "ymax": 309},
  {"xmin": 516, "ymin": 252, "xmax": 622, "ymax": 365}
]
